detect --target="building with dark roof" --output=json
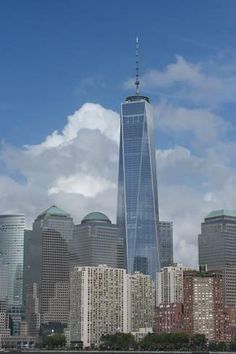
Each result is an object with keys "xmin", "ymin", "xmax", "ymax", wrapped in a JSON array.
[
  {"xmin": 70, "ymin": 212, "xmax": 124, "ymax": 269},
  {"xmin": 198, "ymin": 209, "xmax": 236, "ymax": 306}
]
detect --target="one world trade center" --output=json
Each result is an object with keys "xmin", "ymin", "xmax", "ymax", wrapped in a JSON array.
[{"xmin": 117, "ymin": 38, "xmax": 160, "ymax": 279}]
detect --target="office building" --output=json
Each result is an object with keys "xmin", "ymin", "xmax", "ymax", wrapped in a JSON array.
[
  {"xmin": 24, "ymin": 206, "xmax": 73, "ymax": 332},
  {"xmin": 0, "ymin": 214, "xmax": 25, "ymax": 335},
  {"xmin": 129, "ymin": 272, "xmax": 154, "ymax": 332},
  {"xmin": 159, "ymin": 221, "xmax": 173, "ymax": 268},
  {"xmin": 117, "ymin": 40, "xmax": 160, "ymax": 279},
  {"xmin": 70, "ymin": 212, "xmax": 124, "ymax": 269},
  {"xmin": 156, "ymin": 264, "xmax": 185, "ymax": 306},
  {"xmin": 0, "ymin": 301, "xmax": 10, "ymax": 336},
  {"xmin": 70, "ymin": 265, "xmax": 128, "ymax": 348},
  {"xmin": 198, "ymin": 210, "xmax": 236, "ymax": 306}
]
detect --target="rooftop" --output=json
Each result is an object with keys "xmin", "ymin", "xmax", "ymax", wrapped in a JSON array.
[
  {"xmin": 125, "ymin": 95, "xmax": 150, "ymax": 103},
  {"xmin": 81, "ymin": 212, "xmax": 111, "ymax": 224},
  {"xmin": 38, "ymin": 205, "xmax": 70, "ymax": 218},
  {"xmin": 206, "ymin": 209, "xmax": 236, "ymax": 219}
]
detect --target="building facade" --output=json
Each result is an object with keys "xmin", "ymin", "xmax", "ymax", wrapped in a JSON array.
[
  {"xmin": 159, "ymin": 221, "xmax": 173, "ymax": 268},
  {"xmin": 198, "ymin": 209, "xmax": 236, "ymax": 306},
  {"xmin": 154, "ymin": 303, "xmax": 184, "ymax": 334},
  {"xmin": 0, "ymin": 214, "xmax": 25, "ymax": 335},
  {"xmin": 117, "ymin": 94, "xmax": 160, "ymax": 279},
  {"xmin": 129, "ymin": 272, "xmax": 154, "ymax": 332},
  {"xmin": 70, "ymin": 212, "xmax": 124, "ymax": 269},
  {"xmin": 70, "ymin": 265, "xmax": 128, "ymax": 348},
  {"xmin": 24, "ymin": 206, "xmax": 73, "ymax": 333},
  {"xmin": 183, "ymin": 270, "xmax": 225, "ymax": 342},
  {"xmin": 156, "ymin": 264, "xmax": 184, "ymax": 306}
]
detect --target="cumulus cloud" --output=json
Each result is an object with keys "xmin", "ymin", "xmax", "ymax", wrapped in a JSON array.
[
  {"xmin": 155, "ymin": 103, "xmax": 228, "ymax": 145},
  {"xmin": 125, "ymin": 55, "xmax": 236, "ymax": 106},
  {"xmin": 1, "ymin": 56, "xmax": 236, "ymax": 268}
]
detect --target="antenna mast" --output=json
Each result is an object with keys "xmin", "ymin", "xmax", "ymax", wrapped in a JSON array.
[{"xmin": 135, "ymin": 36, "xmax": 140, "ymax": 95}]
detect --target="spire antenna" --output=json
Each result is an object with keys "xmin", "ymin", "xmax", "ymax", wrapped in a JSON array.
[{"xmin": 135, "ymin": 36, "xmax": 140, "ymax": 95}]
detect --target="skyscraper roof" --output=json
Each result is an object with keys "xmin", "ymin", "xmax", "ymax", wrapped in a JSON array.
[
  {"xmin": 38, "ymin": 205, "xmax": 70, "ymax": 218},
  {"xmin": 81, "ymin": 212, "xmax": 111, "ymax": 224},
  {"xmin": 206, "ymin": 209, "xmax": 236, "ymax": 219}
]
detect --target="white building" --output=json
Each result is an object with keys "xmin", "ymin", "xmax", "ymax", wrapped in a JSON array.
[
  {"xmin": 156, "ymin": 264, "xmax": 186, "ymax": 305},
  {"xmin": 129, "ymin": 272, "xmax": 154, "ymax": 332},
  {"xmin": 69, "ymin": 265, "xmax": 129, "ymax": 348}
]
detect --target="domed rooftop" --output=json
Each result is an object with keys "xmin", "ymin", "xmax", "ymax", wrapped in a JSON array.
[
  {"xmin": 38, "ymin": 205, "xmax": 70, "ymax": 218},
  {"xmin": 81, "ymin": 212, "xmax": 111, "ymax": 224}
]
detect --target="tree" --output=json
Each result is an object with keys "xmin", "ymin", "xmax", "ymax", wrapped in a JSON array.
[
  {"xmin": 100, "ymin": 333, "xmax": 136, "ymax": 350},
  {"xmin": 42, "ymin": 333, "xmax": 66, "ymax": 348},
  {"xmin": 191, "ymin": 333, "xmax": 207, "ymax": 350}
]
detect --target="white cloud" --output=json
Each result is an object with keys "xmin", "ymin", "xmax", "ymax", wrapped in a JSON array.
[
  {"xmin": 48, "ymin": 174, "xmax": 115, "ymax": 198},
  {"xmin": 155, "ymin": 102, "xmax": 228, "ymax": 145},
  {"xmin": 125, "ymin": 55, "xmax": 236, "ymax": 106},
  {"xmin": 26, "ymin": 103, "xmax": 119, "ymax": 154},
  {"xmin": 1, "ymin": 100, "xmax": 236, "ymax": 268}
]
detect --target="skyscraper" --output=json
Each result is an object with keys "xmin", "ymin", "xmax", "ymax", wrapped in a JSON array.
[
  {"xmin": 159, "ymin": 221, "xmax": 173, "ymax": 268},
  {"xmin": 70, "ymin": 212, "xmax": 124, "ymax": 269},
  {"xmin": 0, "ymin": 214, "xmax": 25, "ymax": 335},
  {"xmin": 24, "ymin": 205, "xmax": 74, "ymax": 333},
  {"xmin": 117, "ymin": 39, "xmax": 160, "ymax": 279},
  {"xmin": 198, "ymin": 209, "xmax": 236, "ymax": 306}
]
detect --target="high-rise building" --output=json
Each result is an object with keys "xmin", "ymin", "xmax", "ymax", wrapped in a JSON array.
[
  {"xmin": 70, "ymin": 265, "xmax": 128, "ymax": 348},
  {"xmin": 24, "ymin": 206, "xmax": 73, "ymax": 333},
  {"xmin": 0, "ymin": 214, "xmax": 25, "ymax": 335},
  {"xmin": 129, "ymin": 272, "xmax": 154, "ymax": 332},
  {"xmin": 156, "ymin": 264, "xmax": 185, "ymax": 306},
  {"xmin": 159, "ymin": 221, "xmax": 173, "ymax": 268},
  {"xmin": 70, "ymin": 212, "xmax": 124, "ymax": 269},
  {"xmin": 117, "ymin": 41, "xmax": 160, "ymax": 279},
  {"xmin": 198, "ymin": 210, "xmax": 236, "ymax": 306},
  {"xmin": 183, "ymin": 269, "xmax": 225, "ymax": 342}
]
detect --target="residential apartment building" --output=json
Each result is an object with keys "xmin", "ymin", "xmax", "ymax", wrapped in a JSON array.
[{"xmin": 70, "ymin": 265, "xmax": 128, "ymax": 348}]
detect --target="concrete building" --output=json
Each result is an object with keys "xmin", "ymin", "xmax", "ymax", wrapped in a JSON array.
[
  {"xmin": 154, "ymin": 303, "xmax": 184, "ymax": 334},
  {"xmin": 70, "ymin": 265, "xmax": 128, "ymax": 348},
  {"xmin": 159, "ymin": 221, "xmax": 173, "ymax": 268},
  {"xmin": 129, "ymin": 272, "xmax": 154, "ymax": 332},
  {"xmin": 156, "ymin": 264, "xmax": 185, "ymax": 306},
  {"xmin": 70, "ymin": 212, "xmax": 124, "ymax": 269},
  {"xmin": 198, "ymin": 210, "xmax": 236, "ymax": 306},
  {"xmin": 24, "ymin": 205, "xmax": 74, "ymax": 333},
  {"xmin": 183, "ymin": 269, "xmax": 225, "ymax": 342},
  {"xmin": 0, "ymin": 214, "xmax": 25, "ymax": 335}
]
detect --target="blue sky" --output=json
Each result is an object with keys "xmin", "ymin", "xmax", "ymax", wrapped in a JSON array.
[
  {"xmin": 1, "ymin": 0, "xmax": 236, "ymax": 265},
  {"xmin": 1, "ymin": 0, "xmax": 236, "ymax": 146}
]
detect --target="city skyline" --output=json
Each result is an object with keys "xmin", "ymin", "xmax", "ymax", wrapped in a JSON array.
[{"xmin": 1, "ymin": 0, "xmax": 236, "ymax": 267}]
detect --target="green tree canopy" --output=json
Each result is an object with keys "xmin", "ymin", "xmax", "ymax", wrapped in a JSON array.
[{"xmin": 100, "ymin": 333, "xmax": 136, "ymax": 350}]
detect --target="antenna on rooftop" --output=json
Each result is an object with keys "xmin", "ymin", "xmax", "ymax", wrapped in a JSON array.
[{"xmin": 135, "ymin": 36, "xmax": 140, "ymax": 95}]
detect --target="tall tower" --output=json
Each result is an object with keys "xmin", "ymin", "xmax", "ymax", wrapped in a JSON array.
[
  {"xmin": 198, "ymin": 209, "xmax": 236, "ymax": 306},
  {"xmin": 70, "ymin": 212, "xmax": 124, "ymax": 269},
  {"xmin": 24, "ymin": 205, "xmax": 74, "ymax": 334},
  {"xmin": 0, "ymin": 214, "xmax": 25, "ymax": 335},
  {"xmin": 117, "ymin": 38, "xmax": 160, "ymax": 279}
]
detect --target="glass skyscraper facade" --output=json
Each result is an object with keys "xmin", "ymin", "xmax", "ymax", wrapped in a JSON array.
[
  {"xmin": 0, "ymin": 214, "xmax": 25, "ymax": 335},
  {"xmin": 117, "ymin": 95, "xmax": 160, "ymax": 279},
  {"xmin": 159, "ymin": 221, "xmax": 173, "ymax": 268}
]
